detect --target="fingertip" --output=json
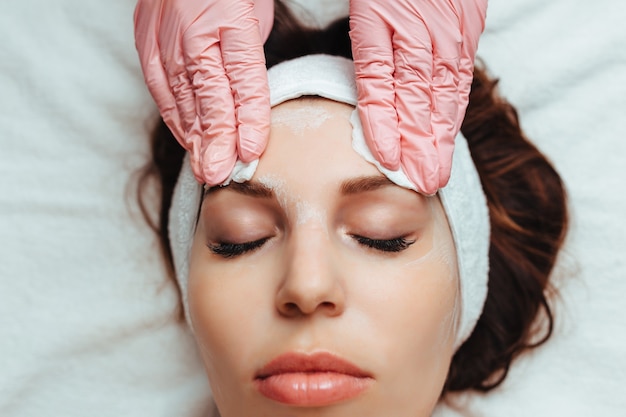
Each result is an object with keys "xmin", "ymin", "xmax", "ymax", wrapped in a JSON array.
[
  {"xmin": 192, "ymin": 168, "xmax": 206, "ymax": 185},
  {"xmin": 200, "ymin": 142, "xmax": 238, "ymax": 186},
  {"xmin": 186, "ymin": 138, "xmax": 206, "ymax": 184},
  {"xmin": 436, "ymin": 142, "xmax": 455, "ymax": 189},
  {"xmin": 359, "ymin": 105, "xmax": 401, "ymax": 170},
  {"xmin": 401, "ymin": 152, "xmax": 440, "ymax": 196},
  {"xmin": 374, "ymin": 137, "xmax": 401, "ymax": 170},
  {"xmin": 188, "ymin": 159, "xmax": 207, "ymax": 185},
  {"xmin": 438, "ymin": 169, "xmax": 451, "ymax": 189},
  {"xmin": 412, "ymin": 173, "xmax": 439, "ymax": 196},
  {"xmin": 237, "ymin": 124, "xmax": 268, "ymax": 163},
  {"xmin": 403, "ymin": 167, "xmax": 430, "ymax": 196},
  {"xmin": 203, "ymin": 160, "xmax": 238, "ymax": 187}
]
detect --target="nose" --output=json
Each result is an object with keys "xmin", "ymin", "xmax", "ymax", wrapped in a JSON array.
[{"xmin": 275, "ymin": 228, "xmax": 345, "ymax": 318}]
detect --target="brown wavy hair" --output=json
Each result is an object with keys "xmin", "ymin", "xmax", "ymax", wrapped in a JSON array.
[{"xmin": 136, "ymin": 0, "xmax": 568, "ymax": 397}]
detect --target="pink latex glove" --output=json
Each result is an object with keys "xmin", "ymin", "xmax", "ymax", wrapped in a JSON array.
[
  {"xmin": 134, "ymin": 0, "xmax": 274, "ymax": 185},
  {"xmin": 350, "ymin": 0, "xmax": 488, "ymax": 194}
]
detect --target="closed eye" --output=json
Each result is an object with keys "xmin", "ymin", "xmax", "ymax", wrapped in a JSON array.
[
  {"xmin": 351, "ymin": 235, "xmax": 415, "ymax": 253},
  {"xmin": 208, "ymin": 237, "xmax": 270, "ymax": 259}
]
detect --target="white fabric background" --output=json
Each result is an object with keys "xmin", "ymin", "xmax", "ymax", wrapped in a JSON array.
[
  {"xmin": 0, "ymin": 1, "xmax": 211, "ymax": 416},
  {"xmin": 0, "ymin": 0, "xmax": 624, "ymax": 416}
]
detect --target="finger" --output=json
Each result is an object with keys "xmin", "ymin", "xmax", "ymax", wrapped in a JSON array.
[
  {"xmin": 134, "ymin": 0, "xmax": 184, "ymax": 142},
  {"xmin": 221, "ymin": 7, "xmax": 271, "ymax": 162},
  {"xmin": 163, "ymin": 48, "xmax": 197, "ymax": 140},
  {"xmin": 456, "ymin": 54, "xmax": 474, "ymax": 130},
  {"xmin": 157, "ymin": 1, "xmax": 203, "ymax": 142},
  {"xmin": 458, "ymin": 0, "xmax": 488, "ymax": 52},
  {"xmin": 350, "ymin": 1, "xmax": 401, "ymax": 170},
  {"xmin": 430, "ymin": 55, "xmax": 460, "ymax": 188},
  {"xmin": 197, "ymin": 116, "xmax": 239, "ymax": 186},
  {"xmin": 427, "ymin": 2, "xmax": 464, "ymax": 188},
  {"xmin": 456, "ymin": 0, "xmax": 487, "ymax": 128},
  {"xmin": 390, "ymin": 8, "xmax": 440, "ymax": 194},
  {"xmin": 254, "ymin": 0, "xmax": 275, "ymax": 43},
  {"xmin": 183, "ymin": 28, "xmax": 239, "ymax": 185},
  {"xmin": 161, "ymin": 40, "xmax": 197, "ymax": 138}
]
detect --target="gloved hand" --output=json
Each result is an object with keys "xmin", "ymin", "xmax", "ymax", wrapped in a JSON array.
[
  {"xmin": 350, "ymin": 0, "xmax": 488, "ymax": 194},
  {"xmin": 134, "ymin": 0, "xmax": 274, "ymax": 185}
]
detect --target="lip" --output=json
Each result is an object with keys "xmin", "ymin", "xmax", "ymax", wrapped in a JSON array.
[{"xmin": 254, "ymin": 352, "xmax": 374, "ymax": 407}]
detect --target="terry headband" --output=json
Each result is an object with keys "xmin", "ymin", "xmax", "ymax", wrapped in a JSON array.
[{"xmin": 169, "ymin": 54, "xmax": 490, "ymax": 348}]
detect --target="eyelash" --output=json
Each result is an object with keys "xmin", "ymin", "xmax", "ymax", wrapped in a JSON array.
[
  {"xmin": 351, "ymin": 235, "xmax": 416, "ymax": 253},
  {"xmin": 208, "ymin": 237, "xmax": 269, "ymax": 258},
  {"xmin": 209, "ymin": 235, "xmax": 415, "ymax": 259}
]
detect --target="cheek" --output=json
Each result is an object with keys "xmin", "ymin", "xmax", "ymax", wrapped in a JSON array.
[
  {"xmin": 346, "ymin": 241, "xmax": 459, "ymax": 403},
  {"xmin": 348, "ymin": 208, "xmax": 459, "ymax": 358},
  {"xmin": 354, "ymin": 256, "xmax": 459, "ymax": 356},
  {"xmin": 397, "ymin": 260, "xmax": 459, "ymax": 354},
  {"xmin": 187, "ymin": 233, "xmax": 276, "ymax": 382}
]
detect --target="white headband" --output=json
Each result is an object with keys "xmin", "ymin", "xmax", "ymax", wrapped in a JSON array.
[{"xmin": 169, "ymin": 54, "xmax": 490, "ymax": 348}]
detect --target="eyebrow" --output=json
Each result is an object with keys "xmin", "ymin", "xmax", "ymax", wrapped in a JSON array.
[
  {"xmin": 340, "ymin": 176, "xmax": 395, "ymax": 195},
  {"xmin": 204, "ymin": 175, "xmax": 394, "ymax": 200},
  {"xmin": 204, "ymin": 181, "xmax": 275, "ymax": 199}
]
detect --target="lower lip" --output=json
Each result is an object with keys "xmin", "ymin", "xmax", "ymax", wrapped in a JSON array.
[{"xmin": 255, "ymin": 372, "xmax": 372, "ymax": 406}]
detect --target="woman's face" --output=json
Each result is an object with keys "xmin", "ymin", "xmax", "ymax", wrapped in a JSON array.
[{"xmin": 189, "ymin": 98, "xmax": 460, "ymax": 417}]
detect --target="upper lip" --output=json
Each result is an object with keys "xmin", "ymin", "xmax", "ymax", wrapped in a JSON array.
[{"xmin": 255, "ymin": 352, "xmax": 372, "ymax": 379}]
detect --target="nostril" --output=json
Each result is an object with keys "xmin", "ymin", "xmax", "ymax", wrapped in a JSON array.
[
  {"xmin": 279, "ymin": 300, "xmax": 338, "ymax": 317},
  {"xmin": 320, "ymin": 301, "xmax": 335, "ymax": 310},
  {"xmin": 320, "ymin": 301, "xmax": 342, "ymax": 317},
  {"xmin": 282, "ymin": 302, "xmax": 300, "ymax": 316}
]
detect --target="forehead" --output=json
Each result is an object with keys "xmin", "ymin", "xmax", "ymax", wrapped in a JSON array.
[
  {"xmin": 270, "ymin": 97, "xmax": 337, "ymax": 133},
  {"xmin": 255, "ymin": 98, "xmax": 383, "ymax": 192}
]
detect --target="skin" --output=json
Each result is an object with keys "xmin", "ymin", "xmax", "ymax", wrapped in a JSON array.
[{"xmin": 188, "ymin": 98, "xmax": 460, "ymax": 417}]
